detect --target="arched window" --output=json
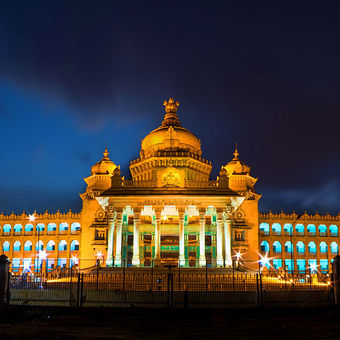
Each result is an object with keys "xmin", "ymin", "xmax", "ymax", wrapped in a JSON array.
[
  {"xmin": 295, "ymin": 224, "xmax": 304, "ymax": 235},
  {"xmin": 260, "ymin": 241, "xmax": 269, "ymax": 252},
  {"xmin": 70, "ymin": 240, "xmax": 80, "ymax": 251},
  {"xmin": 58, "ymin": 240, "xmax": 67, "ymax": 251},
  {"xmin": 2, "ymin": 241, "xmax": 10, "ymax": 252},
  {"xmin": 36, "ymin": 223, "xmax": 45, "ymax": 233},
  {"xmin": 320, "ymin": 242, "xmax": 328, "ymax": 254},
  {"xmin": 71, "ymin": 222, "xmax": 81, "ymax": 233},
  {"xmin": 308, "ymin": 242, "xmax": 317, "ymax": 254},
  {"xmin": 307, "ymin": 224, "xmax": 316, "ymax": 236},
  {"xmin": 35, "ymin": 240, "xmax": 43, "ymax": 251},
  {"xmin": 47, "ymin": 223, "xmax": 57, "ymax": 232},
  {"xmin": 272, "ymin": 223, "xmax": 281, "ymax": 235},
  {"xmin": 330, "ymin": 225, "xmax": 338, "ymax": 237},
  {"xmin": 296, "ymin": 241, "xmax": 305, "ymax": 254},
  {"xmin": 3, "ymin": 224, "xmax": 11, "ymax": 234},
  {"xmin": 59, "ymin": 223, "xmax": 69, "ymax": 233},
  {"xmin": 13, "ymin": 241, "xmax": 21, "ymax": 251},
  {"xmin": 284, "ymin": 224, "xmax": 293, "ymax": 235},
  {"xmin": 331, "ymin": 242, "xmax": 339, "ymax": 255},
  {"xmin": 259, "ymin": 223, "xmax": 270, "ymax": 235},
  {"xmin": 25, "ymin": 224, "xmax": 33, "ymax": 233},
  {"xmin": 319, "ymin": 224, "xmax": 327, "ymax": 236},
  {"xmin": 285, "ymin": 241, "xmax": 293, "ymax": 253},
  {"xmin": 13, "ymin": 224, "xmax": 22, "ymax": 234},
  {"xmin": 46, "ymin": 240, "xmax": 56, "ymax": 251},
  {"xmin": 273, "ymin": 241, "xmax": 282, "ymax": 253},
  {"xmin": 24, "ymin": 241, "xmax": 33, "ymax": 251}
]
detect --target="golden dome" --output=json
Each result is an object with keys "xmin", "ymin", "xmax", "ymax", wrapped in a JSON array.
[
  {"xmin": 224, "ymin": 145, "xmax": 250, "ymax": 175},
  {"xmin": 141, "ymin": 98, "xmax": 202, "ymax": 157},
  {"xmin": 91, "ymin": 147, "xmax": 117, "ymax": 175}
]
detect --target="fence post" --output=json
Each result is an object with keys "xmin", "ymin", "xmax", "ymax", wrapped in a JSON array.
[
  {"xmin": 76, "ymin": 272, "xmax": 81, "ymax": 307},
  {"xmin": 332, "ymin": 255, "xmax": 340, "ymax": 305},
  {"xmin": 80, "ymin": 273, "xmax": 84, "ymax": 307},
  {"xmin": 183, "ymin": 290, "xmax": 188, "ymax": 309},
  {"xmin": 0, "ymin": 255, "xmax": 10, "ymax": 314},
  {"xmin": 167, "ymin": 273, "xmax": 173, "ymax": 310}
]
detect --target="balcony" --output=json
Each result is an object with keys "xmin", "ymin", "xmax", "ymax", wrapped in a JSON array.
[
  {"xmin": 307, "ymin": 232, "xmax": 316, "ymax": 237},
  {"xmin": 319, "ymin": 232, "xmax": 327, "ymax": 237},
  {"xmin": 24, "ymin": 231, "xmax": 33, "ymax": 236},
  {"xmin": 2, "ymin": 232, "xmax": 11, "ymax": 236}
]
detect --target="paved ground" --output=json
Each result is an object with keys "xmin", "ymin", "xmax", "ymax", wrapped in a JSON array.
[{"xmin": 1, "ymin": 306, "xmax": 340, "ymax": 339}]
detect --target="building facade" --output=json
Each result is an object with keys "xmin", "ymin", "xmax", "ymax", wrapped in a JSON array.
[{"xmin": 0, "ymin": 98, "xmax": 338, "ymax": 273}]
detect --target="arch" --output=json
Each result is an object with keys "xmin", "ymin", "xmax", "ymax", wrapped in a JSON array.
[
  {"xmin": 329, "ymin": 225, "xmax": 338, "ymax": 236},
  {"xmin": 283, "ymin": 223, "xmax": 293, "ymax": 235},
  {"xmin": 36, "ymin": 223, "xmax": 45, "ymax": 232},
  {"xmin": 70, "ymin": 240, "xmax": 80, "ymax": 251},
  {"xmin": 307, "ymin": 224, "xmax": 316, "ymax": 235},
  {"xmin": 47, "ymin": 223, "xmax": 57, "ymax": 232},
  {"xmin": 71, "ymin": 222, "xmax": 81, "ymax": 232},
  {"xmin": 272, "ymin": 223, "xmax": 281, "ymax": 235},
  {"xmin": 25, "ymin": 224, "xmax": 33, "ymax": 232},
  {"xmin": 331, "ymin": 242, "xmax": 339, "ymax": 254},
  {"xmin": 35, "ymin": 240, "xmax": 44, "ymax": 251},
  {"xmin": 296, "ymin": 241, "xmax": 305, "ymax": 254},
  {"xmin": 13, "ymin": 224, "xmax": 22, "ymax": 233},
  {"xmin": 308, "ymin": 241, "xmax": 317, "ymax": 254},
  {"xmin": 2, "ymin": 241, "xmax": 10, "ymax": 252},
  {"xmin": 3, "ymin": 224, "xmax": 11, "ymax": 233},
  {"xmin": 24, "ymin": 240, "xmax": 33, "ymax": 251},
  {"xmin": 13, "ymin": 241, "xmax": 21, "ymax": 251},
  {"xmin": 259, "ymin": 223, "xmax": 269, "ymax": 235},
  {"xmin": 295, "ymin": 224, "xmax": 304, "ymax": 235},
  {"xmin": 318, "ymin": 224, "xmax": 327, "ymax": 236},
  {"xmin": 285, "ymin": 241, "xmax": 293, "ymax": 253},
  {"xmin": 260, "ymin": 241, "xmax": 269, "ymax": 252},
  {"xmin": 59, "ymin": 222, "xmax": 69, "ymax": 232},
  {"xmin": 320, "ymin": 242, "xmax": 328, "ymax": 254},
  {"xmin": 46, "ymin": 240, "xmax": 56, "ymax": 251},
  {"xmin": 58, "ymin": 240, "xmax": 67, "ymax": 251},
  {"xmin": 273, "ymin": 241, "xmax": 282, "ymax": 253}
]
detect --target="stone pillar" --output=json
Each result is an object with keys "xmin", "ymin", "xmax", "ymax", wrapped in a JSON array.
[
  {"xmin": 216, "ymin": 211, "xmax": 224, "ymax": 267},
  {"xmin": 223, "ymin": 214, "xmax": 232, "ymax": 267},
  {"xmin": 154, "ymin": 210, "xmax": 161, "ymax": 266},
  {"xmin": 106, "ymin": 210, "xmax": 116, "ymax": 267},
  {"xmin": 114, "ymin": 211, "xmax": 123, "ymax": 267},
  {"xmin": 132, "ymin": 209, "xmax": 141, "ymax": 267},
  {"xmin": 199, "ymin": 209, "xmax": 206, "ymax": 267},
  {"xmin": 178, "ymin": 210, "xmax": 185, "ymax": 267}
]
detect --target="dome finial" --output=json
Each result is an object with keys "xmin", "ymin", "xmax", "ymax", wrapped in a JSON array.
[
  {"xmin": 162, "ymin": 98, "xmax": 181, "ymax": 127},
  {"xmin": 103, "ymin": 144, "xmax": 109, "ymax": 158},
  {"xmin": 233, "ymin": 142, "xmax": 239, "ymax": 159}
]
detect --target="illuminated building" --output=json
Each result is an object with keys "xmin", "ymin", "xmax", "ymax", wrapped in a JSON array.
[{"xmin": 0, "ymin": 98, "xmax": 337, "ymax": 274}]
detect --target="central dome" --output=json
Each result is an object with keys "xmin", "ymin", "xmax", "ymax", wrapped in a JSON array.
[{"xmin": 140, "ymin": 98, "xmax": 202, "ymax": 158}]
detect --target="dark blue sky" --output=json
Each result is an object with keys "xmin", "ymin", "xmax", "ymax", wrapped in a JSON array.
[{"xmin": 0, "ymin": 1, "xmax": 340, "ymax": 214}]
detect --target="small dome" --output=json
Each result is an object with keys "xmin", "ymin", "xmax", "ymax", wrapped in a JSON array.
[
  {"xmin": 91, "ymin": 147, "xmax": 117, "ymax": 175},
  {"xmin": 141, "ymin": 98, "xmax": 202, "ymax": 157},
  {"xmin": 224, "ymin": 146, "xmax": 250, "ymax": 175}
]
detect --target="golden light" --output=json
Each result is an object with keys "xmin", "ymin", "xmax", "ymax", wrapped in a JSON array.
[
  {"xmin": 28, "ymin": 214, "xmax": 36, "ymax": 222},
  {"xmin": 23, "ymin": 262, "xmax": 31, "ymax": 272},
  {"xmin": 162, "ymin": 215, "xmax": 167, "ymax": 221}
]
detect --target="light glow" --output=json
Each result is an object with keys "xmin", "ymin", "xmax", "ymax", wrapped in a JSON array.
[
  {"xmin": 95, "ymin": 250, "xmax": 103, "ymax": 260},
  {"xmin": 309, "ymin": 263, "xmax": 318, "ymax": 273},
  {"xmin": 258, "ymin": 252, "xmax": 273, "ymax": 269},
  {"xmin": 28, "ymin": 214, "xmax": 36, "ymax": 222},
  {"xmin": 71, "ymin": 255, "xmax": 79, "ymax": 265},
  {"xmin": 38, "ymin": 250, "xmax": 47, "ymax": 260}
]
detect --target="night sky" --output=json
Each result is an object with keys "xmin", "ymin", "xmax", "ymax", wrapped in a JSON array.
[{"xmin": 1, "ymin": 1, "xmax": 339, "ymax": 215}]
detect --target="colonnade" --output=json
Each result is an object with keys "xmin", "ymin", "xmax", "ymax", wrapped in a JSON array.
[{"xmin": 106, "ymin": 207, "xmax": 233, "ymax": 268}]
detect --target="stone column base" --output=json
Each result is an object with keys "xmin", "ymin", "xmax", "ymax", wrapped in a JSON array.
[{"xmin": 132, "ymin": 256, "xmax": 140, "ymax": 267}]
